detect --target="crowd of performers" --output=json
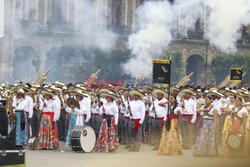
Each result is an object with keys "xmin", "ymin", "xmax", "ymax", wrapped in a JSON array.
[{"xmin": 0, "ymin": 82, "xmax": 249, "ymax": 157}]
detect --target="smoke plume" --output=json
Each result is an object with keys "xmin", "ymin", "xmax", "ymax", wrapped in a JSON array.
[
  {"xmin": 123, "ymin": 1, "xmax": 174, "ymax": 78},
  {"xmin": 123, "ymin": 0, "xmax": 250, "ymax": 77}
]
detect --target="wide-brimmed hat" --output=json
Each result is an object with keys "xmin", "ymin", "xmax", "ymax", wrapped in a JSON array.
[
  {"xmin": 205, "ymin": 90, "xmax": 223, "ymax": 97},
  {"xmin": 152, "ymin": 89, "xmax": 168, "ymax": 98},
  {"xmin": 69, "ymin": 89, "xmax": 88, "ymax": 97},
  {"xmin": 236, "ymin": 87, "xmax": 248, "ymax": 94},
  {"xmin": 16, "ymin": 88, "xmax": 25, "ymax": 94},
  {"xmin": 40, "ymin": 89, "xmax": 55, "ymax": 97},
  {"xmin": 129, "ymin": 89, "xmax": 145, "ymax": 98},
  {"xmin": 53, "ymin": 81, "xmax": 66, "ymax": 88},
  {"xmin": 208, "ymin": 87, "xmax": 219, "ymax": 92},
  {"xmin": 100, "ymin": 92, "xmax": 118, "ymax": 100},
  {"xmin": 170, "ymin": 86, "xmax": 180, "ymax": 93},
  {"xmin": 180, "ymin": 88, "xmax": 196, "ymax": 96}
]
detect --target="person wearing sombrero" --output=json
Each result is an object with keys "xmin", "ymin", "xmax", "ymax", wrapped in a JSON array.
[
  {"xmin": 220, "ymin": 95, "xmax": 248, "ymax": 158},
  {"xmin": 16, "ymin": 84, "xmax": 34, "ymax": 138},
  {"xmin": 193, "ymin": 93, "xmax": 218, "ymax": 157},
  {"xmin": 207, "ymin": 89, "xmax": 223, "ymax": 143},
  {"xmin": 179, "ymin": 88, "xmax": 197, "ymax": 150},
  {"xmin": 38, "ymin": 89, "xmax": 60, "ymax": 150},
  {"xmin": 11, "ymin": 88, "xmax": 29, "ymax": 148},
  {"xmin": 65, "ymin": 90, "xmax": 89, "ymax": 146},
  {"xmin": 127, "ymin": 89, "xmax": 145, "ymax": 152},
  {"xmin": 150, "ymin": 88, "xmax": 168, "ymax": 150},
  {"xmin": 95, "ymin": 92, "xmax": 119, "ymax": 152}
]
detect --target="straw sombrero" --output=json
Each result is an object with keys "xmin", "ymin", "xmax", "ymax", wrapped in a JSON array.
[
  {"xmin": 129, "ymin": 89, "xmax": 145, "ymax": 98},
  {"xmin": 16, "ymin": 88, "xmax": 25, "ymax": 94},
  {"xmin": 152, "ymin": 89, "xmax": 168, "ymax": 98},
  {"xmin": 205, "ymin": 90, "xmax": 223, "ymax": 97},
  {"xmin": 180, "ymin": 88, "xmax": 196, "ymax": 96},
  {"xmin": 40, "ymin": 89, "xmax": 55, "ymax": 97},
  {"xmin": 170, "ymin": 86, "xmax": 180, "ymax": 93},
  {"xmin": 69, "ymin": 89, "xmax": 88, "ymax": 97},
  {"xmin": 100, "ymin": 92, "xmax": 118, "ymax": 100}
]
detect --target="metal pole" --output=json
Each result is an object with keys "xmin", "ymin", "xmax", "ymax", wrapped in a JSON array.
[{"xmin": 205, "ymin": 40, "xmax": 208, "ymax": 85}]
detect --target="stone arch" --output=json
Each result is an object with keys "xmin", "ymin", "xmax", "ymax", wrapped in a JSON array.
[
  {"xmin": 186, "ymin": 54, "xmax": 205, "ymax": 86},
  {"xmin": 13, "ymin": 46, "xmax": 37, "ymax": 81}
]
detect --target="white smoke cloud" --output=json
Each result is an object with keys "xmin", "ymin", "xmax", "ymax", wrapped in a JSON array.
[
  {"xmin": 0, "ymin": 0, "xmax": 4, "ymax": 38},
  {"xmin": 123, "ymin": 1, "xmax": 174, "ymax": 78},
  {"xmin": 76, "ymin": 0, "xmax": 116, "ymax": 50},
  {"xmin": 203, "ymin": 0, "xmax": 250, "ymax": 53},
  {"xmin": 123, "ymin": 0, "xmax": 250, "ymax": 77}
]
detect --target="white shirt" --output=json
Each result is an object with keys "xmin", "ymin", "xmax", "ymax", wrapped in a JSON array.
[
  {"xmin": 25, "ymin": 95, "xmax": 34, "ymax": 118},
  {"xmin": 66, "ymin": 104, "xmax": 85, "ymax": 127},
  {"xmin": 200, "ymin": 105, "xmax": 216, "ymax": 119},
  {"xmin": 130, "ymin": 99, "xmax": 146, "ymax": 124},
  {"xmin": 150, "ymin": 98, "xmax": 168, "ymax": 118},
  {"xmin": 164, "ymin": 105, "xmax": 182, "ymax": 121},
  {"xmin": 13, "ymin": 97, "xmax": 28, "ymax": 113},
  {"xmin": 183, "ymin": 98, "xmax": 197, "ymax": 124},
  {"xmin": 236, "ymin": 107, "xmax": 248, "ymax": 118},
  {"xmin": 101, "ymin": 101, "xmax": 119, "ymax": 125},
  {"xmin": 212, "ymin": 99, "xmax": 222, "ymax": 115},
  {"xmin": 39, "ymin": 99, "xmax": 58, "ymax": 122},
  {"xmin": 53, "ymin": 96, "xmax": 61, "ymax": 120},
  {"xmin": 81, "ymin": 97, "xmax": 91, "ymax": 123}
]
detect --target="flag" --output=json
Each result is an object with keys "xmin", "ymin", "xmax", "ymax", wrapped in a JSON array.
[
  {"xmin": 0, "ymin": 0, "xmax": 4, "ymax": 38},
  {"xmin": 152, "ymin": 59, "xmax": 171, "ymax": 88}
]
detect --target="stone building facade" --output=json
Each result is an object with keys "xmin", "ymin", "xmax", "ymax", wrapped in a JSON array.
[{"xmin": 0, "ymin": 0, "xmax": 249, "ymax": 85}]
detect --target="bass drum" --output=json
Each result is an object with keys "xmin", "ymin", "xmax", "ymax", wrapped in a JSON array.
[
  {"xmin": 28, "ymin": 137, "xmax": 39, "ymax": 150},
  {"xmin": 70, "ymin": 126, "xmax": 96, "ymax": 153},
  {"xmin": 227, "ymin": 133, "xmax": 244, "ymax": 150}
]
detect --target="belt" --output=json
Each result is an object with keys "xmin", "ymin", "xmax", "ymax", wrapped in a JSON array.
[
  {"xmin": 92, "ymin": 113, "xmax": 99, "ymax": 116},
  {"xmin": 120, "ymin": 113, "xmax": 124, "ymax": 116},
  {"xmin": 60, "ymin": 109, "xmax": 66, "ymax": 112},
  {"xmin": 130, "ymin": 119, "xmax": 140, "ymax": 132},
  {"xmin": 125, "ymin": 117, "xmax": 130, "ymax": 119},
  {"xmin": 155, "ymin": 117, "xmax": 164, "ymax": 120},
  {"xmin": 83, "ymin": 114, "xmax": 87, "ymax": 120},
  {"xmin": 146, "ymin": 111, "xmax": 149, "ymax": 114},
  {"xmin": 182, "ymin": 114, "xmax": 193, "ymax": 124},
  {"xmin": 15, "ymin": 110, "xmax": 25, "ymax": 113},
  {"xmin": 149, "ymin": 116, "xmax": 155, "ymax": 119}
]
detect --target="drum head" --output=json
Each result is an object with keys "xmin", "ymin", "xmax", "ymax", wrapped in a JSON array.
[
  {"xmin": 80, "ymin": 126, "xmax": 96, "ymax": 153},
  {"xmin": 227, "ymin": 134, "xmax": 241, "ymax": 149}
]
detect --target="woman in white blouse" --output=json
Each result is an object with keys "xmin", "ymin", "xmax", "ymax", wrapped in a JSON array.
[
  {"xmin": 193, "ymin": 95, "xmax": 218, "ymax": 157},
  {"xmin": 38, "ymin": 89, "xmax": 59, "ymax": 150},
  {"xmin": 11, "ymin": 88, "xmax": 29, "ymax": 147},
  {"xmin": 95, "ymin": 91, "xmax": 119, "ymax": 152},
  {"xmin": 220, "ymin": 95, "xmax": 248, "ymax": 158},
  {"xmin": 65, "ymin": 90, "xmax": 88, "ymax": 146},
  {"xmin": 157, "ymin": 95, "xmax": 183, "ymax": 155}
]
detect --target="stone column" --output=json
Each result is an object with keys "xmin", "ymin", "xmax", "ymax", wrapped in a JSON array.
[
  {"xmin": 124, "ymin": 0, "xmax": 128, "ymax": 26},
  {"xmin": 12, "ymin": 0, "xmax": 16, "ymax": 26},
  {"xmin": 66, "ymin": 0, "xmax": 70, "ymax": 22},
  {"xmin": 74, "ymin": 0, "xmax": 79, "ymax": 30},
  {"xmin": 35, "ymin": 0, "xmax": 39, "ymax": 21},
  {"xmin": 43, "ymin": 0, "xmax": 48, "ymax": 26}
]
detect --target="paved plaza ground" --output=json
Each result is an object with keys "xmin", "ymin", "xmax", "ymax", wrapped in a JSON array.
[{"xmin": 24, "ymin": 142, "xmax": 250, "ymax": 167}]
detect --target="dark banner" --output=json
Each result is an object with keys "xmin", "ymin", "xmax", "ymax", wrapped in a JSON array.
[
  {"xmin": 152, "ymin": 59, "xmax": 171, "ymax": 88},
  {"xmin": 230, "ymin": 68, "xmax": 243, "ymax": 82}
]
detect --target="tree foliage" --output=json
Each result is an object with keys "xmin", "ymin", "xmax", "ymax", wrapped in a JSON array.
[
  {"xmin": 46, "ymin": 45, "xmax": 131, "ymax": 82},
  {"xmin": 211, "ymin": 54, "xmax": 250, "ymax": 85}
]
